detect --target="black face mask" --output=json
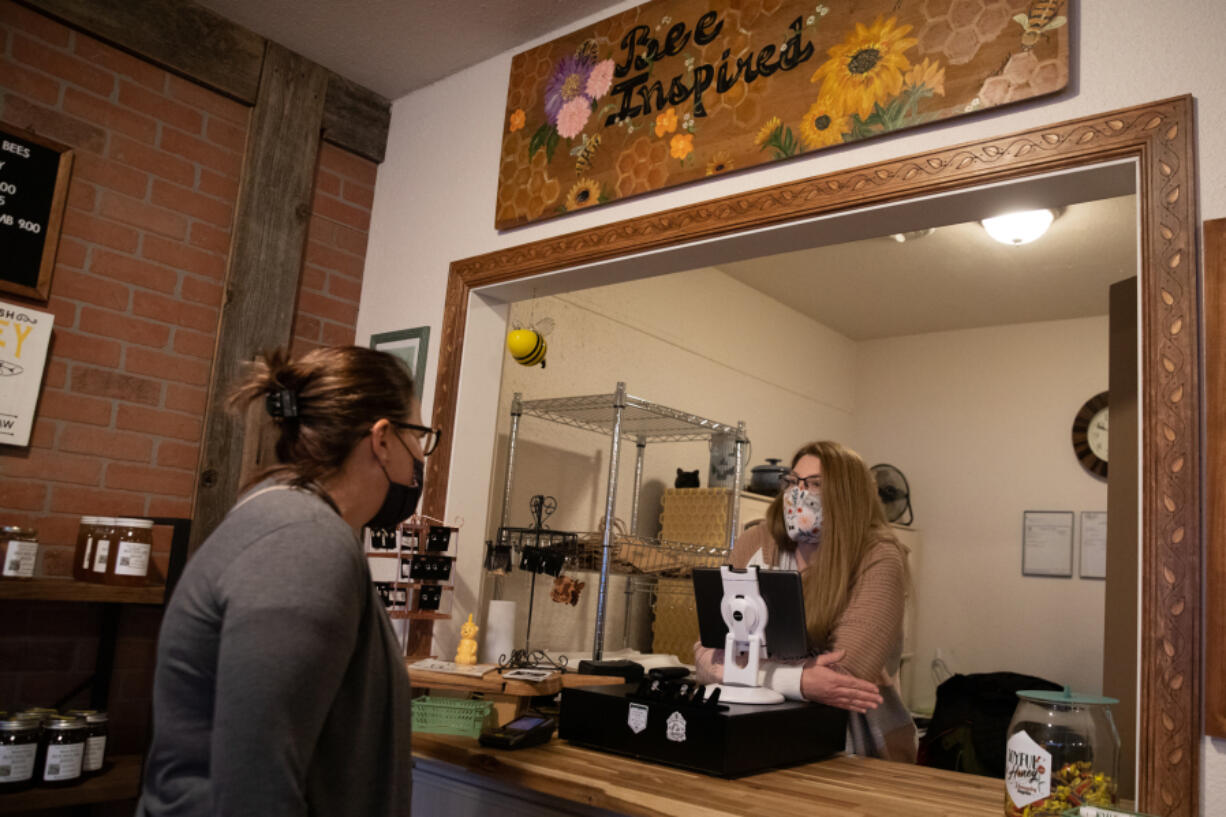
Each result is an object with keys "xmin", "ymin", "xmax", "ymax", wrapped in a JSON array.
[{"xmin": 366, "ymin": 440, "xmax": 424, "ymax": 531}]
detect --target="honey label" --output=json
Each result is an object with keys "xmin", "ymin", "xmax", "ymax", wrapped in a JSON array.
[
  {"xmin": 3, "ymin": 540, "xmax": 36, "ymax": 578},
  {"xmin": 42, "ymin": 742, "xmax": 83, "ymax": 782},
  {"xmin": 0, "ymin": 742, "xmax": 36, "ymax": 782},
  {"xmin": 1006, "ymin": 729, "xmax": 1051, "ymax": 807},
  {"xmin": 84, "ymin": 735, "xmax": 106, "ymax": 771},
  {"xmin": 92, "ymin": 539, "xmax": 110, "ymax": 573},
  {"xmin": 114, "ymin": 541, "xmax": 151, "ymax": 577}
]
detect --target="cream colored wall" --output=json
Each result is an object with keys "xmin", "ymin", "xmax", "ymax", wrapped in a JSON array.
[
  {"xmin": 485, "ymin": 268, "xmax": 856, "ymax": 654},
  {"xmin": 853, "ymin": 317, "xmax": 1110, "ymax": 712},
  {"xmin": 357, "ymin": 0, "xmax": 1226, "ymax": 801}
]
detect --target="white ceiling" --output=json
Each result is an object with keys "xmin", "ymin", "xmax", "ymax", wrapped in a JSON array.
[
  {"xmin": 717, "ymin": 195, "xmax": 1138, "ymax": 341},
  {"xmin": 195, "ymin": 0, "xmax": 626, "ymax": 100}
]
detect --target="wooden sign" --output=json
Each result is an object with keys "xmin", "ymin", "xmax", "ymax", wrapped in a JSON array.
[
  {"xmin": 0, "ymin": 124, "xmax": 74, "ymax": 302},
  {"xmin": 0, "ymin": 298, "xmax": 54, "ymax": 447},
  {"xmin": 496, "ymin": 0, "xmax": 1069, "ymax": 229}
]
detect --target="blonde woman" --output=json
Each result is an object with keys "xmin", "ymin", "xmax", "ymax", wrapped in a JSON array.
[{"xmin": 694, "ymin": 440, "xmax": 917, "ymax": 763}]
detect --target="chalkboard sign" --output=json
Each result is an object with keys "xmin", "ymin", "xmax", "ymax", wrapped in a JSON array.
[{"xmin": 0, "ymin": 123, "xmax": 73, "ymax": 302}]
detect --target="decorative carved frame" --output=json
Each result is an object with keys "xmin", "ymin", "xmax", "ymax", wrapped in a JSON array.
[{"xmin": 425, "ymin": 96, "xmax": 1201, "ymax": 816}]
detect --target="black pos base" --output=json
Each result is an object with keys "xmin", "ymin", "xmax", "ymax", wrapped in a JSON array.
[{"xmin": 559, "ymin": 683, "xmax": 848, "ymax": 777}]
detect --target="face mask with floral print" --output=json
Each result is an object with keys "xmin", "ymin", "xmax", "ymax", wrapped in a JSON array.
[{"xmin": 782, "ymin": 485, "xmax": 823, "ymax": 546}]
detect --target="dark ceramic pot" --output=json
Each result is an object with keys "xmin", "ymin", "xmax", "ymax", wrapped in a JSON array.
[{"xmin": 748, "ymin": 458, "xmax": 788, "ymax": 496}]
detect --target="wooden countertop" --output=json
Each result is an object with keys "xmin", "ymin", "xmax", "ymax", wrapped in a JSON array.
[{"xmin": 412, "ymin": 733, "xmax": 1004, "ymax": 817}]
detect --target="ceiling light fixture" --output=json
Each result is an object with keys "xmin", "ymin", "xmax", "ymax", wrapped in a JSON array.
[{"xmin": 981, "ymin": 209, "xmax": 1055, "ymax": 246}]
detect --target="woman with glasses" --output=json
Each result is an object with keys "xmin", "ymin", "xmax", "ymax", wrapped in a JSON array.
[
  {"xmin": 138, "ymin": 346, "xmax": 440, "ymax": 817},
  {"xmin": 693, "ymin": 440, "xmax": 917, "ymax": 763}
]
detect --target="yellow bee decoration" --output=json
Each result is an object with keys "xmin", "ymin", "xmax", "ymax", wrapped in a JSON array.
[
  {"xmin": 1013, "ymin": 0, "xmax": 1066, "ymax": 49},
  {"xmin": 506, "ymin": 317, "xmax": 553, "ymax": 369}
]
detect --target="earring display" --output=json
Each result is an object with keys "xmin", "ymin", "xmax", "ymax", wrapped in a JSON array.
[{"xmin": 364, "ymin": 518, "xmax": 459, "ymax": 658}]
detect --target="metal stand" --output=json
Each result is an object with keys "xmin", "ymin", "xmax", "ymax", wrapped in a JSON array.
[{"xmin": 492, "ymin": 383, "xmax": 749, "ymax": 662}]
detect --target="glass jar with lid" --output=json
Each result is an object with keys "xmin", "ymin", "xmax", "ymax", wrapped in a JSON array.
[
  {"xmin": 2, "ymin": 526, "xmax": 39, "ymax": 580},
  {"xmin": 86, "ymin": 518, "xmax": 118, "ymax": 583},
  {"xmin": 0, "ymin": 716, "xmax": 40, "ymax": 792},
  {"xmin": 103, "ymin": 518, "xmax": 155, "ymax": 586},
  {"xmin": 1005, "ymin": 688, "xmax": 1120, "ymax": 816},
  {"xmin": 65, "ymin": 710, "xmax": 107, "ymax": 774},
  {"xmin": 72, "ymin": 517, "xmax": 103, "ymax": 582},
  {"xmin": 36, "ymin": 715, "xmax": 87, "ymax": 787}
]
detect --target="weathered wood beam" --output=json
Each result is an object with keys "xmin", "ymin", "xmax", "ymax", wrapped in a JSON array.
[
  {"xmin": 190, "ymin": 43, "xmax": 329, "ymax": 551},
  {"xmin": 23, "ymin": 0, "xmax": 264, "ymax": 103},
  {"xmin": 323, "ymin": 71, "xmax": 390, "ymax": 164},
  {"xmin": 21, "ymin": 0, "xmax": 391, "ymax": 162}
]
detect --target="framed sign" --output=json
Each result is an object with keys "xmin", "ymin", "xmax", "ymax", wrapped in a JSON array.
[
  {"xmin": 0, "ymin": 124, "xmax": 74, "ymax": 302},
  {"xmin": 496, "ymin": 0, "xmax": 1070, "ymax": 228},
  {"xmin": 371, "ymin": 326, "xmax": 430, "ymax": 402},
  {"xmin": 1079, "ymin": 510, "xmax": 1107, "ymax": 580},
  {"xmin": 0, "ymin": 298, "xmax": 54, "ymax": 447},
  {"xmin": 1022, "ymin": 510, "xmax": 1074, "ymax": 578}
]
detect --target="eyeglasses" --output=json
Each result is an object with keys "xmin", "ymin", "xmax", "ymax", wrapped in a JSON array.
[
  {"xmin": 779, "ymin": 474, "xmax": 821, "ymax": 492},
  {"xmin": 391, "ymin": 421, "xmax": 442, "ymax": 456}
]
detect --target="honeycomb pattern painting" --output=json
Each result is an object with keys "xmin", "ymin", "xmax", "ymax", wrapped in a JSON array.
[{"xmin": 495, "ymin": 0, "xmax": 1070, "ymax": 228}]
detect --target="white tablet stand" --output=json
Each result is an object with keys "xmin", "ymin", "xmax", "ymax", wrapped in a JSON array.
[{"xmin": 711, "ymin": 565, "xmax": 786, "ymax": 705}]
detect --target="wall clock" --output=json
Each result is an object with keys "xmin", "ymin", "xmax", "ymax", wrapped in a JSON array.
[{"xmin": 1071, "ymin": 391, "xmax": 1109, "ymax": 478}]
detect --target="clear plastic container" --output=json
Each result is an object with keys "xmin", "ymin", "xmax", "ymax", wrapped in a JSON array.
[
  {"xmin": 87, "ymin": 518, "xmax": 118, "ymax": 583},
  {"xmin": 1005, "ymin": 688, "xmax": 1120, "ymax": 816},
  {"xmin": 72, "ymin": 517, "xmax": 104, "ymax": 582},
  {"xmin": 105, "ymin": 518, "xmax": 154, "ymax": 586},
  {"xmin": 2, "ymin": 526, "xmax": 39, "ymax": 580}
]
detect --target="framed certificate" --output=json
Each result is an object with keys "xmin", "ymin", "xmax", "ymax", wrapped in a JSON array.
[{"xmin": 1022, "ymin": 510, "xmax": 1074, "ymax": 578}]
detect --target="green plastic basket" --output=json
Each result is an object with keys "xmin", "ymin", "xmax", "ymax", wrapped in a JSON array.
[{"xmin": 411, "ymin": 696, "xmax": 497, "ymax": 739}]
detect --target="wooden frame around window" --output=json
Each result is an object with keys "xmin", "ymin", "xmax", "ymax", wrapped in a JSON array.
[{"xmin": 425, "ymin": 96, "xmax": 1202, "ymax": 817}]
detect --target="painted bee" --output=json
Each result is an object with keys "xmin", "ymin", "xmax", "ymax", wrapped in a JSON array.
[
  {"xmin": 571, "ymin": 133, "xmax": 602, "ymax": 173},
  {"xmin": 506, "ymin": 317, "xmax": 554, "ymax": 369},
  {"xmin": 1013, "ymin": 0, "xmax": 1067, "ymax": 49},
  {"xmin": 576, "ymin": 39, "xmax": 599, "ymax": 63}
]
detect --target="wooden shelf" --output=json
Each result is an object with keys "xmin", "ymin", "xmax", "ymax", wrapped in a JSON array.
[
  {"xmin": 0, "ymin": 579, "xmax": 164, "ymax": 604},
  {"xmin": 387, "ymin": 610, "xmax": 451, "ymax": 620},
  {"xmin": 0, "ymin": 754, "xmax": 142, "ymax": 813}
]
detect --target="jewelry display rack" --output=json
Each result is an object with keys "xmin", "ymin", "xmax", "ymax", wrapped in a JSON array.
[{"xmin": 496, "ymin": 382, "xmax": 748, "ymax": 661}]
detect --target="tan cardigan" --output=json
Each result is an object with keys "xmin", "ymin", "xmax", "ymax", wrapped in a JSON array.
[{"xmin": 730, "ymin": 522, "xmax": 918, "ymax": 763}]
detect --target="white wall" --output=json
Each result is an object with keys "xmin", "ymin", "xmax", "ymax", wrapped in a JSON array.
[
  {"xmin": 854, "ymin": 317, "xmax": 1110, "ymax": 711},
  {"xmin": 357, "ymin": 0, "xmax": 1226, "ymax": 802}
]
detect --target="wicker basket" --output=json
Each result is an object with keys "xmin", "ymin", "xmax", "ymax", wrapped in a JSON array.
[{"xmin": 411, "ymin": 696, "xmax": 497, "ymax": 738}]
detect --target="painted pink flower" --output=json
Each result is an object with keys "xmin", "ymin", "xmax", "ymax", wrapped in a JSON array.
[
  {"xmin": 586, "ymin": 59, "xmax": 615, "ymax": 99},
  {"xmin": 556, "ymin": 96, "xmax": 591, "ymax": 139}
]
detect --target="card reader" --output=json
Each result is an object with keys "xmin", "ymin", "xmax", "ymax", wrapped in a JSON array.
[{"xmin": 478, "ymin": 712, "xmax": 557, "ymax": 750}]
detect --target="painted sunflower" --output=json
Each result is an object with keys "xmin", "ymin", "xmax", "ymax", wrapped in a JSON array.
[
  {"xmin": 798, "ymin": 98, "xmax": 850, "ymax": 149},
  {"xmin": 565, "ymin": 178, "xmax": 602, "ymax": 210},
  {"xmin": 810, "ymin": 16, "xmax": 918, "ymax": 120},
  {"xmin": 705, "ymin": 151, "xmax": 735, "ymax": 176},
  {"xmin": 755, "ymin": 116, "xmax": 782, "ymax": 147},
  {"xmin": 905, "ymin": 57, "xmax": 946, "ymax": 97}
]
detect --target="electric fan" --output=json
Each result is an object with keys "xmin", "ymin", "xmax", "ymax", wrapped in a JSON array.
[{"xmin": 871, "ymin": 463, "xmax": 913, "ymax": 525}]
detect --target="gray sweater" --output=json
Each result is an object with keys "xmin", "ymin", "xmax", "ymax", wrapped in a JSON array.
[{"xmin": 137, "ymin": 482, "xmax": 413, "ymax": 817}]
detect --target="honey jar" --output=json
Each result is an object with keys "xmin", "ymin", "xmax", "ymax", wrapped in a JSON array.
[
  {"xmin": 37, "ymin": 715, "xmax": 87, "ymax": 787},
  {"xmin": 2, "ymin": 526, "xmax": 39, "ymax": 580},
  {"xmin": 72, "ymin": 517, "xmax": 104, "ymax": 582},
  {"xmin": 87, "ymin": 518, "xmax": 117, "ymax": 583},
  {"xmin": 104, "ymin": 518, "xmax": 155, "ymax": 586},
  {"xmin": 0, "ymin": 716, "xmax": 40, "ymax": 792}
]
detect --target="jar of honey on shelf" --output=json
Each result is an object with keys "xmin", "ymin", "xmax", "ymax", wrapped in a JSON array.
[
  {"xmin": 2, "ymin": 526, "xmax": 39, "ymax": 580},
  {"xmin": 105, "ymin": 518, "xmax": 155, "ymax": 586},
  {"xmin": 72, "ymin": 517, "xmax": 104, "ymax": 582},
  {"xmin": 0, "ymin": 715, "xmax": 40, "ymax": 792},
  {"xmin": 37, "ymin": 715, "xmax": 87, "ymax": 787},
  {"xmin": 86, "ymin": 518, "xmax": 117, "ymax": 584}
]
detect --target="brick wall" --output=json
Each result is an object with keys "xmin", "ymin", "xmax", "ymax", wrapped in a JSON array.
[
  {"xmin": 0, "ymin": 0, "xmax": 376, "ymax": 765},
  {"xmin": 290, "ymin": 142, "xmax": 376, "ymax": 356}
]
